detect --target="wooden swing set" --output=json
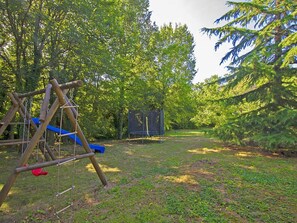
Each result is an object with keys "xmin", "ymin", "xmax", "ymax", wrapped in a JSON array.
[{"xmin": 0, "ymin": 78, "xmax": 107, "ymax": 208}]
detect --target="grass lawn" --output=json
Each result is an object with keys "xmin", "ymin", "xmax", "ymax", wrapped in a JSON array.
[{"xmin": 0, "ymin": 129, "xmax": 296, "ymax": 222}]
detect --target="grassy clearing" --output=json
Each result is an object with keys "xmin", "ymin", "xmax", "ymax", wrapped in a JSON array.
[{"xmin": 0, "ymin": 130, "xmax": 296, "ymax": 222}]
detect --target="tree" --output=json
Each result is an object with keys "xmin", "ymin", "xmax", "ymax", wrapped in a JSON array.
[
  {"xmin": 202, "ymin": 0, "xmax": 297, "ymax": 148},
  {"xmin": 73, "ymin": 0, "xmax": 156, "ymax": 139},
  {"xmin": 148, "ymin": 24, "xmax": 196, "ymax": 129},
  {"xmin": 0, "ymin": 0, "xmax": 74, "ymax": 91},
  {"xmin": 101, "ymin": 0, "xmax": 155, "ymax": 139},
  {"xmin": 0, "ymin": 0, "xmax": 197, "ymax": 139},
  {"xmin": 191, "ymin": 76, "xmax": 230, "ymax": 128}
]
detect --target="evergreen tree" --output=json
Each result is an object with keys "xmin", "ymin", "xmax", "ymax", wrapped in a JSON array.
[{"xmin": 202, "ymin": 0, "xmax": 297, "ymax": 148}]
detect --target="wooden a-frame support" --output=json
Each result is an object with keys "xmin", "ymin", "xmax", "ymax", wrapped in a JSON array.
[
  {"xmin": 0, "ymin": 92, "xmax": 54, "ymax": 161},
  {"xmin": 0, "ymin": 79, "xmax": 107, "ymax": 208}
]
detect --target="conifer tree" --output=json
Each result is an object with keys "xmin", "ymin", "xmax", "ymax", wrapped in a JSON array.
[{"xmin": 202, "ymin": 0, "xmax": 297, "ymax": 148}]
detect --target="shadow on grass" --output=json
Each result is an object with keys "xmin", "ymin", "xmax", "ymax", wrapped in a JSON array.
[{"xmin": 1, "ymin": 131, "xmax": 296, "ymax": 222}]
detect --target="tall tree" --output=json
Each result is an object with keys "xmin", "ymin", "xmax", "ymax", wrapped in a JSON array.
[
  {"xmin": 148, "ymin": 24, "xmax": 196, "ymax": 129},
  {"xmin": 74, "ymin": 0, "xmax": 156, "ymax": 139},
  {"xmin": 0, "ymin": 0, "xmax": 198, "ymax": 139},
  {"xmin": 202, "ymin": 0, "xmax": 297, "ymax": 148},
  {"xmin": 0, "ymin": 0, "xmax": 78, "ymax": 91},
  {"xmin": 104, "ymin": 0, "xmax": 155, "ymax": 139}
]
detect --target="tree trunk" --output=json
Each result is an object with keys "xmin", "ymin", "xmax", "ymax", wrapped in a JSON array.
[{"xmin": 117, "ymin": 84, "xmax": 125, "ymax": 140}]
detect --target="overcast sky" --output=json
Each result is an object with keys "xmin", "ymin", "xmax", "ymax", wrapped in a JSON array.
[{"xmin": 148, "ymin": 0, "xmax": 232, "ymax": 83}]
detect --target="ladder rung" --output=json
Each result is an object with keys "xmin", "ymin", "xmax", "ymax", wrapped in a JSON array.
[
  {"xmin": 55, "ymin": 203, "xmax": 73, "ymax": 215},
  {"xmin": 58, "ymin": 132, "xmax": 77, "ymax": 137},
  {"xmin": 57, "ymin": 158, "xmax": 76, "ymax": 166},
  {"xmin": 56, "ymin": 186, "xmax": 75, "ymax": 197}
]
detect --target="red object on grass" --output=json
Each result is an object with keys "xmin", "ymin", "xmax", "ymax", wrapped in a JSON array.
[{"xmin": 31, "ymin": 168, "xmax": 48, "ymax": 176}]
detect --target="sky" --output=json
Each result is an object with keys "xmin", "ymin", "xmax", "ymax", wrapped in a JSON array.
[{"xmin": 148, "ymin": 0, "xmax": 232, "ymax": 83}]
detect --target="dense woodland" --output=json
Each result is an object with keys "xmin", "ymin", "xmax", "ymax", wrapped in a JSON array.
[{"xmin": 0, "ymin": 0, "xmax": 296, "ymax": 149}]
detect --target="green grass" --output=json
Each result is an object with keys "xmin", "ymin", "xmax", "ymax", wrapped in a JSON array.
[{"xmin": 0, "ymin": 130, "xmax": 296, "ymax": 222}]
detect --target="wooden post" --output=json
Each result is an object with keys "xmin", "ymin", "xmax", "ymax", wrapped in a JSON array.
[
  {"xmin": 50, "ymin": 79, "xmax": 108, "ymax": 186},
  {"xmin": 0, "ymin": 106, "xmax": 15, "ymax": 128},
  {"xmin": 39, "ymin": 84, "xmax": 52, "ymax": 122},
  {"xmin": 0, "ymin": 106, "xmax": 18, "ymax": 136},
  {"xmin": 0, "ymin": 94, "xmax": 24, "ymax": 136},
  {"xmin": 0, "ymin": 95, "xmax": 63, "ymax": 207},
  {"xmin": 11, "ymin": 93, "xmax": 54, "ymax": 161},
  {"xmin": 0, "ymin": 94, "xmax": 54, "ymax": 161}
]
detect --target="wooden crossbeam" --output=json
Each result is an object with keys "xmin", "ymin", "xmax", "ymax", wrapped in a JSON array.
[
  {"xmin": 0, "ymin": 138, "xmax": 46, "ymax": 147},
  {"xmin": 15, "ymin": 153, "xmax": 95, "ymax": 173},
  {"xmin": 0, "ymin": 122, "xmax": 27, "ymax": 125},
  {"xmin": 1, "ymin": 139, "xmax": 34, "ymax": 146},
  {"xmin": 17, "ymin": 80, "xmax": 82, "ymax": 98}
]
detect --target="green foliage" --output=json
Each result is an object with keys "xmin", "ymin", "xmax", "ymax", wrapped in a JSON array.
[
  {"xmin": 201, "ymin": 0, "xmax": 297, "ymax": 149},
  {"xmin": 0, "ymin": 0, "xmax": 196, "ymax": 139},
  {"xmin": 1, "ymin": 130, "xmax": 296, "ymax": 222},
  {"xmin": 248, "ymin": 108, "xmax": 297, "ymax": 148},
  {"xmin": 191, "ymin": 76, "xmax": 230, "ymax": 127},
  {"xmin": 148, "ymin": 24, "xmax": 196, "ymax": 129}
]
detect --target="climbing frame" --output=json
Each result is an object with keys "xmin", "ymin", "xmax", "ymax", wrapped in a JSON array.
[{"xmin": 0, "ymin": 79, "xmax": 107, "ymax": 208}]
